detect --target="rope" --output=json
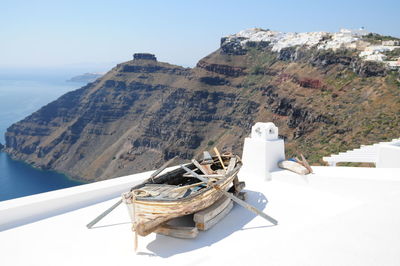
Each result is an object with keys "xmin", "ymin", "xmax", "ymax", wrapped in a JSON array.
[{"xmin": 129, "ymin": 192, "xmax": 139, "ymax": 252}]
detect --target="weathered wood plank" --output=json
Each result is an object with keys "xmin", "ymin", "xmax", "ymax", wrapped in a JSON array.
[
  {"xmin": 216, "ymin": 169, "xmax": 226, "ymax": 175},
  {"xmin": 144, "ymin": 184, "xmax": 176, "ymax": 192},
  {"xmin": 201, "ymin": 151, "xmax": 214, "ymax": 164},
  {"xmin": 231, "ymin": 181, "xmax": 245, "ymax": 194},
  {"xmin": 150, "ymin": 156, "xmax": 178, "ymax": 182},
  {"xmin": 181, "ymin": 164, "xmax": 278, "ymax": 225},
  {"xmin": 300, "ymin": 153, "xmax": 313, "ymax": 173},
  {"xmin": 192, "ymin": 159, "xmax": 209, "ymax": 175},
  {"xmin": 194, "ymin": 195, "xmax": 231, "ymax": 223},
  {"xmin": 158, "ymin": 186, "xmax": 188, "ymax": 199},
  {"xmin": 196, "ymin": 201, "xmax": 234, "ymax": 231},
  {"xmin": 155, "ymin": 224, "xmax": 199, "ymax": 239},
  {"xmin": 278, "ymin": 160, "xmax": 309, "ymax": 175},
  {"xmin": 228, "ymin": 180, "xmax": 245, "ymax": 195},
  {"xmin": 213, "ymin": 147, "xmax": 227, "ymax": 170},
  {"xmin": 172, "ymin": 181, "xmax": 205, "ymax": 192},
  {"xmin": 227, "ymin": 157, "xmax": 237, "ymax": 173},
  {"xmin": 202, "ymin": 164, "xmax": 215, "ymax": 175},
  {"xmin": 182, "ymin": 173, "xmax": 225, "ymax": 179}
]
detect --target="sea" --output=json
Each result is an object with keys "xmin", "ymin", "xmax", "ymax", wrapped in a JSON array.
[{"xmin": 0, "ymin": 67, "xmax": 97, "ymax": 202}]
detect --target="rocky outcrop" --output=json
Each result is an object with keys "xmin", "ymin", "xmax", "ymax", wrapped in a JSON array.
[
  {"xmin": 196, "ymin": 60, "xmax": 244, "ymax": 77},
  {"xmin": 133, "ymin": 53, "xmax": 157, "ymax": 61},
  {"xmin": 310, "ymin": 49, "xmax": 354, "ymax": 67},
  {"xmin": 278, "ymin": 47, "xmax": 298, "ymax": 61},
  {"xmin": 0, "ymin": 142, "xmax": 4, "ymax": 151},
  {"xmin": 121, "ymin": 61, "xmax": 188, "ymax": 75},
  {"xmin": 199, "ymin": 76, "xmax": 229, "ymax": 86},
  {"xmin": 220, "ymin": 37, "xmax": 248, "ymax": 55},
  {"xmin": 262, "ymin": 85, "xmax": 334, "ymax": 138},
  {"xmin": 353, "ymin": 61, "xmax": 387, "ymax": 77},
  {"xmin": 295, "ymin": 77, "xmax": 324, "ymax": 89}
]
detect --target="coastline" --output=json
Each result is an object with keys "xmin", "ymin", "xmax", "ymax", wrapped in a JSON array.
[
  {"xmin": 0, "ymin": 72, "xmax": 98, "ymax": 202},
  {"xmin": 3, "ymin": 147, "xmax": 89, "ymax": 184},
  {"xmin": 0, "ymin": 151, "xmax": 86, "ymax": 202}
]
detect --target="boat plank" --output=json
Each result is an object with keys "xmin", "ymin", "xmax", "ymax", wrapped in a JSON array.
[
  {"xmin": 300, "ymin": 153, "xmax": 313, "ymax": 173},
  {"xmin": 196, "ymin": 200, "xmax": 234, "ymax": 231},
  {"xmin": 154, "ymin": 224, "xmax": 199, "ymax": 239},
  {"xmin": 227, "ymin": 157, "xmax": 237, "ymax": 173},
  {"xmin": 278, "ymin": 160, "xmax": 309, "ymax": 175},
  {"xmin": 214, "ymin": 147, "xmax": 227, "ymax": 170},
  {"xmin": 194, "ymin": 195, "xmax": 231, "ymax": 223},
  {"xmin": 201, "ymin": 151, "xmax": 214, "ymax": 164},
  {"xmin": 192, "ymin": 159, "xmax": 210, "ymax": 175}
]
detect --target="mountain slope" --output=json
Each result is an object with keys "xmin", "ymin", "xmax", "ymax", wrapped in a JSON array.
[{"xmin": 5, "ymin": 29, "xmax": 400, "ymax": 181}]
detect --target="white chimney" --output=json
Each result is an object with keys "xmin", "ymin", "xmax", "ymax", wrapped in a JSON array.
[{"xmin": 239, "ymin": 122, "xmax": 285, "ymax": 181}]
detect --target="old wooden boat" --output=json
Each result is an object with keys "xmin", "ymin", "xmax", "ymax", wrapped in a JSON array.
[{"xmin": 122, "ymin": 153, "xmax": 242, "ymax": 236}]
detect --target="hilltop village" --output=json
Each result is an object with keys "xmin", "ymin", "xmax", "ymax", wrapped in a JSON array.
[{"xmin": 223, "ymin": 28, "xmax": 400, "ymax": 69}]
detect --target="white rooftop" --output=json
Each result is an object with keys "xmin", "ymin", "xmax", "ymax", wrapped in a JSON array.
[
  {"xmin": 223, "ymin": 28, "xmax": 400, "ymax": 67},
  {"xmin": 223, "ymin": 28, "xmax": 366, "ymax": 52},
  {"xmin": 1, "ymin": 166, "xmax": 400, "ymax": 266}
]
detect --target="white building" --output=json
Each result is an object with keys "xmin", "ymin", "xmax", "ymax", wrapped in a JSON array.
[
  {"xmin": 387, "ymin": 59, "xmax": 400, "ymax": 68},
  {"xmin": 382, "ymin": 40, "xmax": 400, "ymax": 46}
]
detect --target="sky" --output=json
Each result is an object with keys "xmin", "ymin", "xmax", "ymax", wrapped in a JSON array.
[{"xmin": 1, "ymin": 0, "xmax": 400, "ymax": 71}]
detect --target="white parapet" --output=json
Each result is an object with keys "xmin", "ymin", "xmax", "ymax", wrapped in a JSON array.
[
  {"xmin": 0, "ymin": 170, "xmax": 152, "ymax": 231},
  {"xmin": 376, "ymin": 142, "xmax": 400, "ymax": 168},
  {"xmin": 239, "ymin": 122, "xmax": 285, "ymax": 181},
  {"xmin": 323, "ymin": 138, "xmax": 400, "ymax": 167}
]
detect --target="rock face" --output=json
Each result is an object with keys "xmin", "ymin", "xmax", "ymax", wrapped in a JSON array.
[
  {"xmin": 196, "ymin": 60, "xmax": 244, "ymax": 77},
  {"xmin": 5, "ymin": 29, "xmax": 400, "ymax": 182},
  {"xmin": 0, "ymin": 142, "xmax": 3, "ymax": 151},
  {"xmin": 354, "ymin": 61, "xmax": 387, "ymax": 77},
  {"xmin": 133, "ymin": 53, "xmax": 157, "ymax": 61}
]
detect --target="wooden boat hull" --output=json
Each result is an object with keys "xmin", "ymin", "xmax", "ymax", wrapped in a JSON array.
[{"xmin": 123, "ymin": 162, "xmax": 241, "ymax": 236}]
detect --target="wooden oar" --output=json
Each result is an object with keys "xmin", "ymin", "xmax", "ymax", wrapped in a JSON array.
[
  {"xmin": 86, "ymin": 199, "xmax": 123, "ymax": 229},
  {"xmin": 86, "ymin": 156, "xmax": 178, "ymax": 229},
  {"xmin": 180, "ymin": 165, "xmax": 278, "ymax": 225},
  {"xmin": 150, "ymin": 156, "xmax": 179, "ymax": 182},
  {"xmin": 300, "ymin": 153, "xmax": 313, "ymax": 174},
  {"xmin": 213, "ymin": 147, "xmax": 227, "ymax": 170}
]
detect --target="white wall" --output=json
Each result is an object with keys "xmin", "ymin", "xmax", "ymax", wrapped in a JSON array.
[
  {"xmin": 240, "ymin": 122, "xmax": 285, "ymax": 181},
  {"xmin": 0, "ymin": 170, "xmax": 154, "ymax": 231},
  {"xmin": 377, "ymin": 143, "xmax": 400, "ymax": 168}
]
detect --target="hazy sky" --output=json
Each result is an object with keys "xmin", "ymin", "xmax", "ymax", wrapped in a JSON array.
[{"xmin": 1, "ymin": 0, "xmax": 399, "ymax": 70}]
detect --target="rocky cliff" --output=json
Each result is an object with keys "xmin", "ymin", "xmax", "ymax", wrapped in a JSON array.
[{"xmin": 5, "ymin": 30, "xmax": 400, "ymax": 181}]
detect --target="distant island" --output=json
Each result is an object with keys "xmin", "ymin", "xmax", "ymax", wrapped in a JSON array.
[{"xmin": 67, "ymin": 72, "xmax": 104, "ymax": 83}]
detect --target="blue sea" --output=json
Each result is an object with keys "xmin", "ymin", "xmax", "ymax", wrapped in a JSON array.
[{"xmin": 0, "ymin": 68, "xmax": 97, "ymax": 201}]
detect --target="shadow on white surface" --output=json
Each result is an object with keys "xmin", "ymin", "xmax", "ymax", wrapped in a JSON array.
[
  {"xmin": 146, "ymin": 189, "xmax": 272, "ymax": 258},
  {"xmin": 91, "ymin": 221, "xmax": 132, "ymax": 229}
]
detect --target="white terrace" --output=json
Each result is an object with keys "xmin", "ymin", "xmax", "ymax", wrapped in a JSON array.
[
  {"xmin": 1, "ymin": 123, "xmax": 400, "ymax": 266},
  {"xmin": 323, "ymin": 138, "xmax": 400, "ymax": 167}
]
